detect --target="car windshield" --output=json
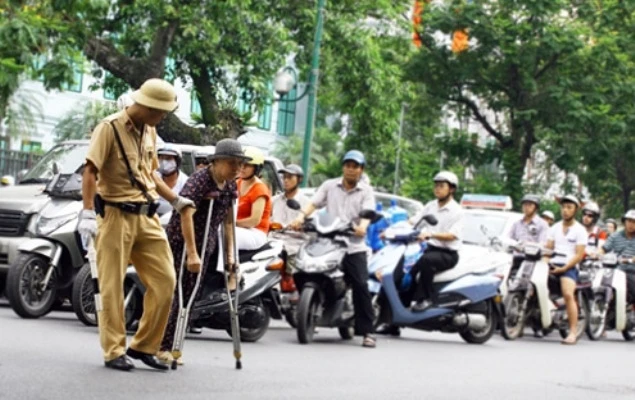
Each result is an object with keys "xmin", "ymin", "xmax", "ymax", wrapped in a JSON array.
[
  {"xmin": 21, "ymin": 143, "xmax": 87, "ymax": 184},
  {"xmin": 376, "ymin": 195, "xmax": 423, "ymax": 216},
  {"xmin": 462, "ymin": 212, "xmax": 509, "ymax": 245}
]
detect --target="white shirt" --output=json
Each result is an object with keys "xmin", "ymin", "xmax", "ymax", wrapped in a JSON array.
[
  {"xmin": 271, "ymin": 191, "xmax": 311, "ymax": 226},
  {"xmin": 157, "ymin": 171, "xmax": 189, "ymax": 216},
  {"xmin": 412, "ymin": 198, "xmax": 463, "ymax": 251},
  {"xmin": 547, "ymin": 220, "xmax": 587, "ymax": 265}
]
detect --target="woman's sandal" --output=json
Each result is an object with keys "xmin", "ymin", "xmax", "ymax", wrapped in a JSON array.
[{"xmin": 362, "ymin": 335, "xmax": 376, "ymax": 348}]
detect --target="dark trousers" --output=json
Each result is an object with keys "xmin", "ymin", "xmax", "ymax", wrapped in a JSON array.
[
  {"xmin": 411, "ymin": 246, "xmax": 459, "ymax": 302},
  {"xmin": 342, "ymin": 252, "xmax": 374, "ymax": 335},
  {"xmin": 510, "ymin": 256, "xmax": 524, "ymax": 280}
]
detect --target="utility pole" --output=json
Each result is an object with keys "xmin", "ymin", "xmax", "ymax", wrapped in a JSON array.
[{"xmin": 393, "ymin": 103, "xmax": 406, "ymax": 194}]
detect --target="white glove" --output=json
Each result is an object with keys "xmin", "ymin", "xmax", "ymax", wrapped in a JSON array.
[
  {"xmin": 78, "ymin": 209, "xmax": 97, "ymax": 238},
  {"xmin": 170, "ymin": 196, "xmax": 195, "ymax": 213}
]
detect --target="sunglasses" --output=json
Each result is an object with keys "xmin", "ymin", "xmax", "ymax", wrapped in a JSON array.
[{"xmin": 583, "ymin": 213, "xmax": 595, "ymax": 217}]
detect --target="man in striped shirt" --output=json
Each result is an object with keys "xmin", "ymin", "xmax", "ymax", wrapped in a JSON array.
[{"xmin": 601, "ymin": 210, "xmax": 635, "ymax": 272}]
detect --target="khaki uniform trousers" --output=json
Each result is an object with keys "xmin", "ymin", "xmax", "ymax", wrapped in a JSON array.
[{"xmin": 95, "ymin": 206, "xmax": 175, "ymax": 362}]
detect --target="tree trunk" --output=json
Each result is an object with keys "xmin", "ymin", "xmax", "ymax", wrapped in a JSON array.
[{"xmin": 622, "ymin": 186, "xmax": 633, "ymax": 212}]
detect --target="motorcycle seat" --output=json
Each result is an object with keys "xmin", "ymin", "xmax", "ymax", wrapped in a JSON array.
[{"xmin": 239, "ymin": 242, "xmax": 273, "ymax": 263}]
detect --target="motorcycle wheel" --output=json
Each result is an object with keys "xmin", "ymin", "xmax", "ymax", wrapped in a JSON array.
[
  {"xmin": 459, "ymin": 300, "xmax": 498, "ymax": 344},
  {"xmin": 227, "ymin": 305, "xmax": 271, "ymax": 343},
  {"xmin": 585, "ymin": 292, "xmax": 607, "ymax": 341},
  {"xmin": 338, "ymin": 326, "xmax": 354, "ymax": 340},
  {"xmin": 558, "ymin": 292, "xmax": 589, "ymax": 340},
  {"xmin": 284, "ymin": 309, "xmax": 298, "ymax": 329},
  {"xmin": 6, "ymin": 253, "xmax": 57, "ymax": 319},
  {"xmin": 501, "ymin": 292, "xmax": 526, "ymax": 340},
  {"xmin": 296, "ymin": 287, "xmax": 320, "ymax": 344},
  {"xmin": 71, "ymin": 263, "xmax": 97, "ymax": 326},
  {"xmin": 621, "ymin": 308, "xmax": 635, "ymax": 341}
]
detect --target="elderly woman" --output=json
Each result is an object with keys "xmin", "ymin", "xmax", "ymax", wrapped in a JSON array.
[{"xmin": 157, "ymin": 139, "xmax": 250, "ymax": 365}]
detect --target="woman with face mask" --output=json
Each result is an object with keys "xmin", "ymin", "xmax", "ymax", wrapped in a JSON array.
[{"xmin": 156, "ymin": 145, "xmax": 189, "ymax": 215}]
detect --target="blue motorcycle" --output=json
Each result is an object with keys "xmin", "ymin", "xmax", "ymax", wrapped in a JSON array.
[{"xmin": 368, "ymin": 215, "xmax": 503, "ymax": 344}]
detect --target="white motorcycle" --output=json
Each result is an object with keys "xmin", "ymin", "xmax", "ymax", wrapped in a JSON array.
[
  {"xmin": 501, "ymin": 243, "xmax": 591, "ymax": 341},
  {"xmin": 586, "ymin": 253, "xmax": 635, "ymax": 341}
]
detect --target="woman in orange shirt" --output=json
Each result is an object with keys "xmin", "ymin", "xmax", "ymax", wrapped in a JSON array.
[{"xmin": 236, "ymin": 146, "xmax": 272, "ymax": 250}]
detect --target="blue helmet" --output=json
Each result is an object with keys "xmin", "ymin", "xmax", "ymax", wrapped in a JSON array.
[{"xmin": 342, "ymin": 150, "xmax": 366, "ymax": 166}]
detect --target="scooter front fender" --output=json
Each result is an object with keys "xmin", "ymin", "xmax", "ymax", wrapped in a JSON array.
[{"xmin": 18, "ymin": 238, "xmax": 59, "ymax": 261}]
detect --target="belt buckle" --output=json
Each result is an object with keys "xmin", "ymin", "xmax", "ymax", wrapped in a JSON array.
[{"xmin": 139, "ymin": 204, "xmax": 150, "ymax": 215}]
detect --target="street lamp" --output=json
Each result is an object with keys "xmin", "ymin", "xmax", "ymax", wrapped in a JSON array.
[{"xmin": 273, "ymin": 0, "xmax": 326, "ymax": 187}]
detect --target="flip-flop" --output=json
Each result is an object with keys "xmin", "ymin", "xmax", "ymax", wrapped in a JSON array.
[{"xmin": 362, "ymin": 335, "xmax": 376, "ymax": 348}]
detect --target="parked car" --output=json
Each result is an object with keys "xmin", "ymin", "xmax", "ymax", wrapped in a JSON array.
[{"xmin": 0, "ymin": 139, "xmax": 284, "ymax": 295}]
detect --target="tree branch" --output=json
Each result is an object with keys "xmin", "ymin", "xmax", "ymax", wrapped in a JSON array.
[
  {"xmin": 450, "ymin": 94, "xmax": 509, "ymax": 145},
  {"xmin": 534, "ymin": 54, "xmax": 559, "ymax": 80},
  {"xmin": 148, "ymin": 22, "xmax": 179, "ymax": 67},
  {"xmin": 84, "ymin": 37, "xmax": 148, "ymax": 88}
]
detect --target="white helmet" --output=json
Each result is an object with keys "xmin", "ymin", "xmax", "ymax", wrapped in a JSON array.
[
  {"xmin": 582, "ymin": 201, "xmax": 600, "ymax": 215},
  {"xmin": 559, "ymin": 194, "xmax": 580, "ymax": 208},
  {"xmin": 622, "ymin": 210, "xmax": 635, "ymax": 223},
  {"xmin": 1, "ymin": 175, "xmax": 15, "ymax": 186},
  {"xmin": 433, "ymin": 171, "xmax": 459, "ymax": 188},
  {"xmin": 542, "ymin": 210, "xmax": 555, "ymax": 220}
]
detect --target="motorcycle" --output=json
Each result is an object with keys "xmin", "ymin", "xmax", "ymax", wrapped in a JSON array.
[
  {"xmin": 5, "ymin": 164, "xmax": 86, "ymax": 318},
  {"xmin": 585, "ymin": 253, "xmax": 635, "ymax": 341},
  {"xmin": 292, "ymin": 209, "xmax": 380, "ymax": 344},
  {"xmin": 369, "ymin": 215, "xmax": 503, "ymax": 344},
  {"xmin": 501, "ymin": 243, "xmax": 591, "ymax": 341},
  {"xmin": 120, "ymin": 212, "xmax": 287, "ymax": 342}
]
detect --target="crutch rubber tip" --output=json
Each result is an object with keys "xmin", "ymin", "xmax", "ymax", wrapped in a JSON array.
[
  {"xmin": 171, "ymin": 360, "xmax": 178, "ymax": 370},
  {"xmin": 236, "ymin": 360, "xmax": 242, "ymax": 370}
]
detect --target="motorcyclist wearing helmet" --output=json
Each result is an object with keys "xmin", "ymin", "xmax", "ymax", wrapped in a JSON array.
[
  {"xmin": 408, "ymin": 171, "xmax": 464, "ymax": 313},
  {"xmin": 541, "ymin": 210, "xmax": 555, "ymax": 227},
  {"xmin": 193, "ymin": 149, "xmax": 211, "ymax": 171},
  {"xmin": 545, "ymin": 195, "xmax": 587, "ymax": 345},
  {"xmin": 236, "ymin": 146, "xmax": 272, "ymax": 250},
  {"xmin": 290, "ymin": 150, "xmax": 378, "ymax": 348},
  {"xmin": 581, "ymin": 201, "xmax": 607, "ymax": 258},
  {"xmin": 606, "ymin": 218, "xmax": 618, "ymax": 236},
  {"xmin": 156, "ymin": 145, "xmax": 189, "ymax": 215},
  {"xmin": 271, "ymin": 164, "xmax": 310, "ymax": 226},
  {"xmin": 599, "ymin": 210, "xmax": 635, "ymax": 272},
  {"xmin": 508, "ymin": 195, "xmax": 549, "ymax": 277}
]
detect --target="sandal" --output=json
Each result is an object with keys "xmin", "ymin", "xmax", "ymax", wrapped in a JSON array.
[
  {"xmin": 560, "ymin": 336, "xmax": 577, "ymax": 345},
  {"xmin": 362, "ymin": 335, "xmax": 376, "ymax": 348}
]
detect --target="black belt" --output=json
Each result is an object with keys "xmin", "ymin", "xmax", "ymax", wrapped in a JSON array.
[{"xmin": 105, "ymin": 201, "xmax": 159, "ymax": 217}]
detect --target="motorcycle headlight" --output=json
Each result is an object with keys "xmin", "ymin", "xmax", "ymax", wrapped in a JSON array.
[
  {"xmin": 36, "ymin": 213, "xmax": 77, "ymax": 236},
  {"xmin": 295, "ymin": 259, "xmax": 339, "ymax": 273}
]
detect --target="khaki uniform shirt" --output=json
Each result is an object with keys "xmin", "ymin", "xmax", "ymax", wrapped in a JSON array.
[{"xmin": 86, "ymin": 110, "xmax": 160, "ymax": 203}]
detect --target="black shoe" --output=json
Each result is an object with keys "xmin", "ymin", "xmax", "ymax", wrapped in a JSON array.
[
  {"xmin": 104, "ymin": 355, "xmax": 135, "ymax": 371},
  {"xmin": 126, "ymin": 348, "xmax": 169, "ymax": 371},
  {"xmin": 376, "ymin": 324, "xmax": 401, "ymax": 337},
  {"xmin": 411, "ymin": 300, "xmax": 433, "ymax": 312}
]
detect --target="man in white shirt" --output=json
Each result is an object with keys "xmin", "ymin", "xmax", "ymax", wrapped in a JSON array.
[
  {"xmin": 271, "ymin": 164, "xmax": 310, "ymax": 226},
  {"xmin": 545, "ymin": 194, "xmax": 587, "ymax": 345},
  {"xmin": 410, "ymin": 171, "xmax": 464, "ymax": 312}
]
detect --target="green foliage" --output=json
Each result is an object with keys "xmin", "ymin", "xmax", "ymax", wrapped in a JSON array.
[
  {"xmin": 271, "ymin": 127, "xmax": 343, "ymax": 187},
  {"xmin": 53, "ymin": 100, "xmax": 117, "ymax": 143}
]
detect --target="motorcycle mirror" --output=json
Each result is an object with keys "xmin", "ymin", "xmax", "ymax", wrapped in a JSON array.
[
  {"xmin": 286, "ymin": 199, "xmax": 302, "ymax": 210},
  {"xmin": 359, "ymin": 209, "xmax": 381, "ymax": 223},
  {"xmin": 52, "ymin": 162, "xmax": 61, "ymax": 175},
  {"xmin": 422, "ymin": 214, "xmax": 438, "ymax": 226}
]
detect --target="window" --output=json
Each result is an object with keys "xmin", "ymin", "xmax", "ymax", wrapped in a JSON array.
[
  {"xmin": 32, "ymin": 54, "xmax": 47, "ymax": 82},
  {"xmin": 257, "ymin": 82, "xmax": 273, "ymax": 131},
  {"xmin": 236, "ymin": 88, "xmax": 252, "ymax": 114},
  {"xmin": 191, "ymin": 91, "xmax": 201, "ymax": 115},
  {"xmin": 276, "ymin": 69, "xmax": 297, "ymax": 136},
  {"xmin": 62, "ymin": 61, "xmax": 83, "ymax": 93},
  {"xmin": 164, "ymin": 57, "xmax": 176, "ymax": 84},
  {"xmin": 21, "ymin": 140, "xmax": 42, "ymax": 153}
]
